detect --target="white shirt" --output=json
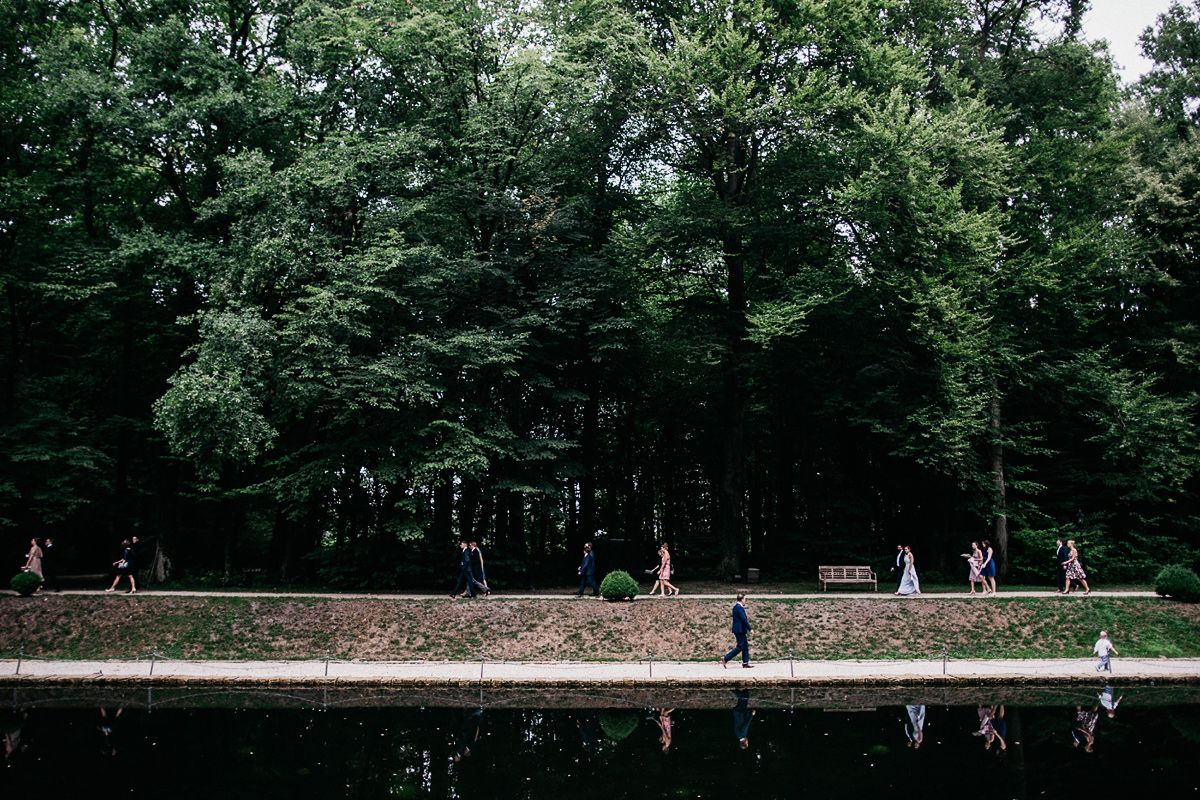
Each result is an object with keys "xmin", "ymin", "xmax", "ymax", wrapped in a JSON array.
[{"xmin": 1094, "ymin": 638, "xmax": 1115, "ymax": 657}]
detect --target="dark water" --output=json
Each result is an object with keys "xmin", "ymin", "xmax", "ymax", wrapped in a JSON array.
[{"xmin": 3, "ymin": 686, "xmax": 1199, "ymax": 798}]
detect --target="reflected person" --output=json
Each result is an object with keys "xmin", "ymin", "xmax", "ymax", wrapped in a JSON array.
[
  {"xmin": 974, "ymin": 704, "xmax": 1006, "ymax": 752},
  {"xmin": 1071, "ymin": 705, "xmax": 1099, "ymax": 753},
  {"xmin": 654, "ymin": 707, "xmax": 675, "ymax": 753},
  {"xmin": 732, "ymin": 689, "xmax": 755, "ymax": 749},
  {"xmin": 452, "ymin": 707, "xmax": 483, "ymax": 764},
  {"xmin": 904, "ymin": 704, "xmax": 926, "ymax": 749},
  {"xmin": 1098, "ymin": 686, "xmax": 1124, "ymax": 718}
]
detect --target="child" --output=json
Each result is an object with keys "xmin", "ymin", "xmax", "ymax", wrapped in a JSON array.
[{"xmin": 1093, "ymin": 630, "xmax": 1118, "ymax": 673}]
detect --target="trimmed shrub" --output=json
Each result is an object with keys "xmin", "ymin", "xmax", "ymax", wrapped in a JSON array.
[
  {"xmin": 1155, "ymin": 564, "xmax": 1200, "ymax": 602},
  {"xmin": 10, "ymin": 571, "xmax": 41, "ymax": 596},
  {"xmin": 599, "ymin": 570, "xmax": 639, "ymax": 601}
]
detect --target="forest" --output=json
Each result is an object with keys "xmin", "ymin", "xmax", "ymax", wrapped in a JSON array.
[{"xmin": 1, "ymin": 0, "xmax": 1198, "ymax": 587}]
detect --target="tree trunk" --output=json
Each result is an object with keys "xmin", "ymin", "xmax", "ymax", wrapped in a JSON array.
[
  {"xmin": 990, "ymin": 381, "xmax": 1009, "ymax": 577},
  {"xmin": 716, "ymin": 234, "xmax": 749, "ymax": 579}
]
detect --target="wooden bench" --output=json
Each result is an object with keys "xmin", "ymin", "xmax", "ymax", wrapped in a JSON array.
[{"xmin": 818, "ymin": 565, "xmax": 877, "ymax": 591}]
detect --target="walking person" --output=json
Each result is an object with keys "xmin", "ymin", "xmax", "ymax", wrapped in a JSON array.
[
  {"xmin": 21, "ymin": 538, "xmax": 43, "ymax": 592},
  {"xmin": 1062, "ymin": 539, "xmax": 1091, "ymax": 595},
  {"xmin": 890, "ymin": 544, "xmax": 905, "ymax": 590},
  {"xmin": 1071, "ymin": 705, "xmax": 1099, "ymax": 753},
  {"xmin": 979, "ymin": 539, "xmax": 997, "ymax": 594},
  {"xmin": 576, "ymin": 543, "xmax": 599, "ymax": 597},
  {"xmin": 647, "ymin": 545, "xmax": 666, "ymax": 595},
  {"xmin": 657, "ymin": 543, "xmax": 679, "ymax": 597},
  {"xmin": 105, "ymin": 539, "xmax": 136, "ymax": 594},
  {"xmin": 895, "ymin": 545, "xmax": 921, "ymax": 596},
  {"xmin": 1055, "ymin": 538, "xmax": 1070, "ymax": 593},
  {"xmin": 961, "ymin": 541, "xmax": 984, "ymax": 594},
  {"xmin": 719, "ymin": 593, "xmax": 753, "ymax": 668},
  {"xmin": 449, "ymin": 541, "xmax": 475, "ymax": 599},
  {"xmin": 1093, "ymin": 630, "xmax": 1117, "ymax": 673},
  {"xmin": 468, "ymin": 541, "xmax": 490, "ymax": 596},
  {"xmin": 40, "ymin": 537, "xmax": 60, "ymax": 592},
  {"xmin": 1098, "ymin": 686, "xmax": 1124, "ymax": 718}
]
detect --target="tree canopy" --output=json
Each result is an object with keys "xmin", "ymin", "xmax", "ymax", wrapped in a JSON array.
[{"xmin": 2, "ymin": 0, "xmax": 1198, "ymax": 586}]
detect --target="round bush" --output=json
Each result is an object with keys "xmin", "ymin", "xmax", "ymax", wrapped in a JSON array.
[
  {"xmin": 10, "ymin": 571, "xmax": 41, "ymax": 596},
  {"xmin": 599, "ymin": 569, "xmax": 639, "ymax": 601},
  {"xmin": 1155, "ymin": 564, "xmax": 1200, "ymax": 602}
]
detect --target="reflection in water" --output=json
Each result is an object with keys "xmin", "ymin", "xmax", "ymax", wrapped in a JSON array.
[
  {"xmin": 97, "ymin": 707, "xmax": 122, "ymax": 757},
  {"xmin": 974, "ymin": 704, "xmax": 1007, "ymax": 752},
  {"xmin": 6, "ymin": 686, "xmax": 1200, "ymax": 799},
  {"xmin": 732, "ymin": 689, "xmax": 755, "ymax": 749},
  {"xmin": 1072, "ymin": 705, "xmax": 1099, "ymax": 753},
  {"xmin": 653, "ymin": 707, "xmax": 674, "ymax": 753},
  {"xmin": 451, "ymin": 707, "xmax": 482, "ymax": 764},
  {"xmin": 1099, "ymin": 687, "xmax": 1124, "ymax": 718},
  {"xmin": 904, "ymin": 704, "xmax": 925, "ymax": 749}
]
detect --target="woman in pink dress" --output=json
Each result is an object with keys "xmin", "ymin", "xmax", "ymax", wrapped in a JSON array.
[
  {"xmin": 658, "ymin": 544, "xmax": 679, "ymax": 597},
  {"xmin": 1062, "ymin": 539, "xmax": 1091, "ymax": 595},
  {"xmin": 961, "ymin": 542, "xmax": 984, "ymax": 594}
]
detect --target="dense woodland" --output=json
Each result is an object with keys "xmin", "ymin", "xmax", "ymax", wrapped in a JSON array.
[{"xmin": 2, "ymin": 0, "xmax": 1199, "ymax": 586}]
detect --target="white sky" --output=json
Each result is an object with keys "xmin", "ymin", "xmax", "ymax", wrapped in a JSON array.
[{"xmin": 1083, "ymin": 0, "xmax": 1178, "ymax": 82}]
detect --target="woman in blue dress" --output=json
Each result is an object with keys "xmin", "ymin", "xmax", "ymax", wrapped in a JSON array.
[
  {"xmin": 895, "ymin": 546, "xmax": 921, "ymax": 596},
  {"xmin": 979, "ymin": 539, "xmax": 997, "ymax": 594}
]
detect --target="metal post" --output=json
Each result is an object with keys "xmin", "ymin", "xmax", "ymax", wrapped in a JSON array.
[
  {"xmin": 15, "ymin": 645, "xmax": 23, "ymax": 676},
  {"xmin": 149, "ymin": 649, "xmax": 157, "ymax": 676},
  {"xmin": 942, "ymin": 646, "xmax": 948, "ymax": 676},
  {"xmin": 479, "ymin": 652, "xmax": 485, "ymax": 684},
  {"xmin": 790, "ymin": 653, "xmax": 794, "ymax": 678},
  {"xmin": 648, "ymin": 652, "xmax": 653, "ymax": 679},
  {"xmin": 324, "ymin": 650, "xmax": 331, "ymax": 677}
]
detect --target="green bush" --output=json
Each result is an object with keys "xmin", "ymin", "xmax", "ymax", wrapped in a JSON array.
[
  {"xmin": 1155, "ymin": 564, "xmax": 1200, "ymax": 602},
  {"xmin": 10, "ymin": 571, "xmax": 41, "ymax": 596},
  {"xmin": 599, "ymin": 569, "xmax": 639, "ymax": 601}
]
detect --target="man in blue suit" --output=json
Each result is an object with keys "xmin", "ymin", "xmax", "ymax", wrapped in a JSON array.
[
  {"xmin": 720, "ymin": 593, "xmax": 753, "ymax": 668},
  {"xmin": 450, "ymin": 541, "xmax": 475, "ymax": 598},
  {"xmin": 576, "ymin": 543, "xmax": 598, "ymax": 597}
]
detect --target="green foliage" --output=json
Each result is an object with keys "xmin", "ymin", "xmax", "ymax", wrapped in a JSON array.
[
  {"xmin": 1155, "ymin": 564, "xmax": 1200, "ymax": 602},
  {"xmin": 599, "ymin": 570, "xmax": 639, "ymax": 601},
  {"xmin": 10, "ymin": 571, "xmax": 41, "ymax": 596}
]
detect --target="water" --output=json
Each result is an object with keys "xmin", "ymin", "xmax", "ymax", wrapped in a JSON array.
[{"xmin": 3, "ymin": 686, "xmax": 1198, "ymax": 798}]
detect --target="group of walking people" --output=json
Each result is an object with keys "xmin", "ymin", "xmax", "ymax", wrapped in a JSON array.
[
  {"xmin": 450, "ymin": 540, "xmax": 490, "ymax": 598},
  {"xmin": 960, "ymin": 540, "xmax": 998, "ymax": 594}
]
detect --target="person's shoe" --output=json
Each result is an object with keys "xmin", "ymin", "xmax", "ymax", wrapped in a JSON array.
[
  {"xmin": 719, "ymin": 657, "xmax": 727, "ymax": 669},
  {"xmin": 126, "ymin": 590, "xmax": 136, "ymax": 594},
  {"xmin": 104, "ymin": 588, "xmax": 114, "ymax": 593},
  {"xmin": 741, "ymin": 663, "xmax": 754, "ymax": 669},
  {"xmin": 575, "ymin": 593, "xmax": 583, "ymax": 597}
]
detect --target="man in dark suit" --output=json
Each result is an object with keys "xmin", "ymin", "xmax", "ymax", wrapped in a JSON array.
[
  {"xmin": 450, "ymin": 541, "xmax": 475, "ymax": 598},
  {"xmin": 890, "ymin": 544, "xmax": 905, "ymax": 590},
  {"xmin": 40, "ymin": 537, "xmax": 60, "ymax": 592},
  {"xmin": 576, "ymin": 543, "xmax": 598, "ymax": 597},
  {"xmin": 719, "ymin": 593, "xmax": 753, "ymax": 668},
  {"xmin": 1055, "ymin": 538, "xmax": 1069, "ymax": 593}
]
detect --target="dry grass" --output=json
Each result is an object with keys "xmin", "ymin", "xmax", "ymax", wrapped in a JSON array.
[{"xmin": 1, "ymin": 594, "xmax": 1197, "ymax": 662}]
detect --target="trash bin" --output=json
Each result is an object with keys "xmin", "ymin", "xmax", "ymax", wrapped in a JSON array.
[{"xmin": 747, "ymin": 567, "xmax": 760, "ymax": 583}]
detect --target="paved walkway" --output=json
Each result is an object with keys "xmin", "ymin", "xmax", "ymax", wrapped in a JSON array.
[
  {"xmin": 4, "ymin": 657, "xmax": 1197, "ymax": 684},
  {"xmin": 37, "ymin": 589, "xmax": 1158, "ymax": 600}
]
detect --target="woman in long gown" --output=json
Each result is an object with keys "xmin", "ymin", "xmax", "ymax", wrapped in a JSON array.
[
  {"xmin": 961, "ymin": 542, "xmax": 984, "ymax": 594},
  {"xmin": 905, "ymin": 705, "xmax": 926, "ymax": 749},
  {"xmin": 1062, "ymin": 539, "xmax": 1091, "ymax": 595},
  {"xmin": 22, "ymin": 538, "xmax": 43, "ymax": 591},
  {"xmin": 896, "ymin": 546, "xmax": 921, "ymax": 596}
]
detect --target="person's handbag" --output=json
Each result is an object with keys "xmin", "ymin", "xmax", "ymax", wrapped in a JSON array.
[{"xmin": 116, "ymin": 559, "xmax": 128, "ymax": 569}]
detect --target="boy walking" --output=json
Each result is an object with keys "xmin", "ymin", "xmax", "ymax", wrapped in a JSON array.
[{"xmin": 1093, "ymin": 630, "xmax": 1118, "ymax": 673}]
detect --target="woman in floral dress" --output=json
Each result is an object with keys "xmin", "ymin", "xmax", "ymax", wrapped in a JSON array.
[{"xmin": 1062, "ymin": 539, "xmax": 1091, "ymax": 595}]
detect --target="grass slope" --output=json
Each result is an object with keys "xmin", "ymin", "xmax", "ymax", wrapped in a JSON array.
[{"xmin": 1, "ymin": 595, "xmax": 1197, "ymax": 662}]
